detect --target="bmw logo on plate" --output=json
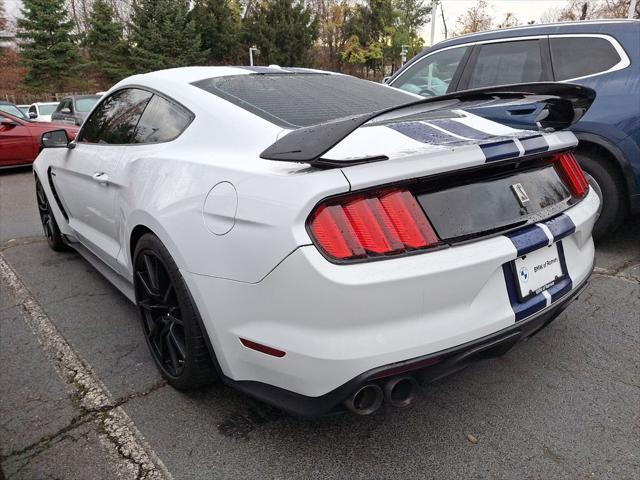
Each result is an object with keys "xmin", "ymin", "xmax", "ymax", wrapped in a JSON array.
[{"xmin": 519, "ymin": 266, "xmax": 529, "ymax": 283}]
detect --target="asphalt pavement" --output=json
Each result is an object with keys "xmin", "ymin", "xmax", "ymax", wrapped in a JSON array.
[{"xmin": 1, "ymin": 168, "xmax": 639, "ymax": 479}]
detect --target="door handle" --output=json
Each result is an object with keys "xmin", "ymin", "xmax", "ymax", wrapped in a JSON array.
[{"xmin": 92, "ymin": 172, "xmax": 109, "ymax": 184}]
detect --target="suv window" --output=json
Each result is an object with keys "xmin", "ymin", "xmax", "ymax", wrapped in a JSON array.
[
  {"xmin": 550, "ymin": 36, "xmax": 621, "ymax": 80},
  {"xmin": 133, "ymin": 95, "xmax": 192, "ymax": 143},
  {"xmin": 80, "ymin": 89, "xmax": 152, "ymax": 144},
  {"xmin": 467, "ymin": 40, "xmax": 547, "ymax": 89},
  {"xmin": 392, "ymin": 46, "xmax": 468, "ymax": 97},
  {"xmin": 56, "ymin": 98, "xmax": 72, "ymax": 113}
]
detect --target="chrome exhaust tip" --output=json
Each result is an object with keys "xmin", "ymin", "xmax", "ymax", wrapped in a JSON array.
[
  {"xmin": 383, "ymin": 376, "xmax": 418, "ymax": 408},
  {"xmin": 343, "ymin": 384, "xmax": 384, "ymax": 415}
]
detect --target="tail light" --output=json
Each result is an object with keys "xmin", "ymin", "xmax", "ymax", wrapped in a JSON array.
[
  {"xmin": 553, "ymin": 152, "xmax": 589, "ymax": 198},
  {"xmin": 308, "ymin": 189, "xmax": 440, "ymax": 261}
]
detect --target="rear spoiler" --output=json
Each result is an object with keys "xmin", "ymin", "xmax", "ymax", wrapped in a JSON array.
[{"xmin": 260, "ymin": 82, "xmax": 596, "ymax": 167}]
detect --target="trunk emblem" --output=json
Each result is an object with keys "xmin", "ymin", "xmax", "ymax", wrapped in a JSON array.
[{"xmin": 511, "ymin": 183, "xmax": 530, "ymax": 207}]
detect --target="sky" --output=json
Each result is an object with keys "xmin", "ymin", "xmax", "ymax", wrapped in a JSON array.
[
  {"xmin": 4, "ymin": 0, "xmax": 569, "ymax": 38},
  {"xmin": 427, "ymin": 0, "xmax": 569, "ymax": 43}
]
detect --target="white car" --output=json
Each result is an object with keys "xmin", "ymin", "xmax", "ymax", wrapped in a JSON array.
[
  {"xmin": 27, "ymin": 101, "xmax": 59, "ymax": 122},
  {"xmin": 33, "ymin": 67, "xmax": 600, "ymax": 416}
]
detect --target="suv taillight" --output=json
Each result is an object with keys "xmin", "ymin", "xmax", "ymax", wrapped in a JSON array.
[
  {"xmin": 308, "ymin": 190, "xmax": 439, "ymax": 261},
  {"xmin": 553, "ymin": 152, "xmax": 589, "ymax": 198}
]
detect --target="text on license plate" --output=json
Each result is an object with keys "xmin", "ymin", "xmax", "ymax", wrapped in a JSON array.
[{"xmin": 513, "ymin": 242, "xmax": 564, "ymax": 300}]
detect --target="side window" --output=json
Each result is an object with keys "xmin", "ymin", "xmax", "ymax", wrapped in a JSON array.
[
  {"xmin": 79, "ymin": 89, "xmax": 152, "ymax": 144},
  {"xmin": 133, "ymin": 95, "xmax": 192, "ymax": 143},
  {"xmin": 467, "ymin": 40, "xmax": 547, "ymax": 89},
  {"xmin": 392, "ymin": 46, "xmax": 469, "ymax": 97},
  {"xmin": 551, "ymin": 37, "xmax": 621, "ymax": 80}
]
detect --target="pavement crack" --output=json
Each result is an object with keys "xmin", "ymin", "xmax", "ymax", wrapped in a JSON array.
[
  {"xmin": 0, "ymin": 253, "xmax": 174, "ymax": 480},
  {"xmin": 0, "ymin": 412, "xmax": 95, "ymax": 461}
]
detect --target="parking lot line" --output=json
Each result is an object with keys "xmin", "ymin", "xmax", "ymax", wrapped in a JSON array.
[{"xmin": 0, "ymin": 252, "xmax": 173, "ymax": 480}]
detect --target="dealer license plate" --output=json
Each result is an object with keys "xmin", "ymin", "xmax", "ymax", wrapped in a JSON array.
[{"xmin": 513, "ymin": 242, "xmax": 565, "ymax": 300}]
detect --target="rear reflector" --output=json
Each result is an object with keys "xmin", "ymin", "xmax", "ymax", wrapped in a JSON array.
[
  {"xmin": 308, "ymin": 189, "xmax": 439, "ymax": 261},
  {"xmin": 553, "ymin": 152, "xmax": 589, "ymax": 198},
  {"xmin": 240, "ymin": 338, "xmax": 286, "ymax": 357}
]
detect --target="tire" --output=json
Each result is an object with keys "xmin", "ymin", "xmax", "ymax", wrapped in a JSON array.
[
  {"xmin": 35, "ymin": 177, "xmax": 68, "ymax": 251},
  {"xmin": 575, "ymin": 151, "xmax": 627, "ymax": 240},
  {"xmin": 133, "ymin": 233, "xmax": 217, "ymax": 389}
]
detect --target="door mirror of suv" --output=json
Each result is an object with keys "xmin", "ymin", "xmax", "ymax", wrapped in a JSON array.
[
  {"xmin": 60, "ymin": 108, "xmax": 71, "ymax": 114},
  {"xmin": 382, "ymin": 76, "xmax": 391, "ymax": 84},
  {"xmin": 41, "ymin": 129, "xmax": 74, "ymax": 149},
  {"xmin": 29, "ymin": 111, "xmax": 38, "ymax": 119}
]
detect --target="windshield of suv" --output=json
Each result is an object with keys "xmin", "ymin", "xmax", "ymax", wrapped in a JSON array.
[
  {"xmin": 39, "ymin": 104, "xmax": 58, "ymax": 115},
  {"xmin": 193, "ymin": 73, "xmax": 415, "ymax": 128},
  {"xmin": 76, "ymin": 97, "xmax": 100, "ymax": 112}
]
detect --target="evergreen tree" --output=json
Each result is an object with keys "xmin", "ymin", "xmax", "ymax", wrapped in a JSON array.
[
  {"xmin": 129, "ymin": 0, "xmax": 207, "ymax": 74},
  {"xmin": 85, "ymin": 0, "xmax": 130, "ymax": 85},
  {"xmin": 17, "ymin": 0, "xmax": 80, "ymax": 91},
  {"xmin": 0, "ymin": 0, "xmax": 7, "ymax": 31},
  {"xmin": 244, "ymin": 0, "xmax": 318, "ymax": 66},
  {"xmin": 190, "ymin": 0, "xmax": 242, "ymax": 64}
]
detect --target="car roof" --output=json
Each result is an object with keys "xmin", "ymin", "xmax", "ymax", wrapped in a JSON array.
[
  {"xmin": 430, "ymin": 19, "xmax": 638, "ymax": 49},
  {"xmin": 118, "ymin": 65, "xmax": 336, "ymax": 89}
]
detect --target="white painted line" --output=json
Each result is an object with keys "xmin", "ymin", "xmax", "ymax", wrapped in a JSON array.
[
  {"xmin": 542, "ymin": 290, "xmax": 552, "ymax": 307},
  {"xmin": 538, "ymin": 223, "xmax": 555, "ymax": 245},
  {"xmin": 0, "ymin": 252, "xmax": 173, "ymax": 480}
]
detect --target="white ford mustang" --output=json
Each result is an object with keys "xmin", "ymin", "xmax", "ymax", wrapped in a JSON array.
[{"xmin": 33, "ymin": 66, "xmax": 600, "ymax": 416}]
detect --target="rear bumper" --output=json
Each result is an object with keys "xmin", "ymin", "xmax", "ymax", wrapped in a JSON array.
[
  {"xmin": 183, "ymin": 188, "xmax": 599, "ymax": 414},
  {"xmin": 222, "ymin": 274, "xmax": 590, "ymax": 417}
]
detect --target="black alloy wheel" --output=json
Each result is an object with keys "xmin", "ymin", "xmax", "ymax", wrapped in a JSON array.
[
  {"xmin": 133, "ymin": 233, "xmax": 217, "ymax": 389},
  {"xmin": 35, "ymin": 177, "xmax": 67, "ymax": 251},
  {"xmin": 136, "ymin": 250, "xmax": 187, "ymax": 378}
]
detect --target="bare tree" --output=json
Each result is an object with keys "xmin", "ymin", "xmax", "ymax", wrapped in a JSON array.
[
  {"xmin": 0, "ymin": 0, "xmax": 6, "ymax": 31},
  {"xmin": 453, "ymin": 0, "xmax": 492, "ymax": 36},
  {"xmin": 594, "ymin": 0, "xmax": 639, "ymax": 17},
  {"xmin": 497, "ymin": 12, "xmax": 520, "ymax": 28}
]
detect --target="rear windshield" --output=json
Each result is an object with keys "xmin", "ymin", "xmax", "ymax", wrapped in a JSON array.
[
  {"xmin": 192, "ymin": 73, "xmax": 415, "ymax": 128},
  {"xmin": 76, "ymin": 97, "xmax": 100, "ymax": 112},
  {"xmin": 39, "ymin": 104, "xmax": 57, "ymax": 115}
]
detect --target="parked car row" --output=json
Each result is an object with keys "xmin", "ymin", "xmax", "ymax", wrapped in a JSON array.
[
  {"xmin": 0, "ymin": 95, "xmax": 101, "ymax": 125},
  {"xmin": 0, "ymin": 95, "xmax": 100, "ymax": 168}
]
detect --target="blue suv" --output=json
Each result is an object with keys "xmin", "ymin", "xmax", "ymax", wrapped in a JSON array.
[{"xmin": 387, "ymin": 20, "xmax": 640, "ymax": 238}]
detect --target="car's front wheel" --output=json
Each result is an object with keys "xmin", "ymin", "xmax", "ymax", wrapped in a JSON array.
[
  {"xmin": 35, "ymin": 177, "xmax": 67, "ymax": 251},
  {"xmin": 133, "ymin": 233, "xmax": 217, "ymax": 389}
]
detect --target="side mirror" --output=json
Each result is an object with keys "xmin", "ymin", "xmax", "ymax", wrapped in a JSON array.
[
  {"xmin": 382, "ymin": 76, "xmax": 391, "ymax": 84},
  {"xmin": 29, "ymin": 111, "xmax": 38, "ymax": 119},
  {"xmin": 1, "ymin": 118, "xmax": 18, "ymax": 127},
  {"xmin": 61, "ymin": 108, "xmax": 71, "ymax": 114},
  {"xmin": 41, "ymin": 129, "xmax": 73, "ymax": 149}
]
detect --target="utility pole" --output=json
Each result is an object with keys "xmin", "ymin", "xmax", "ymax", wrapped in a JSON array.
[
  {"xmin": 249, "ymin": 46, "xmax": 259, "ymax": 66},
  {"xmin": 400, "ymin": 45, "xmax": 409, "ymax": 66},
  {"xmin": 430, "ymin": 0, "xmax": 439, "ymax": 46},
  {"xmin": 629, "ymin": 0, "xmax": 637, "ymax": 19}
]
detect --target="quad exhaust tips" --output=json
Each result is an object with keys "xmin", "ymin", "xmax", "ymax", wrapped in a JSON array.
[
  {"xmin": 343, "ymin": 376, "xmax": 419, "ymax": 415},
  {"xmin": 383, "ymin": 376, "xmax": 418, "ymax": 408},
  {"xmin": 343, "ymin": 384, "xmax": 384, "ymax": 415}
]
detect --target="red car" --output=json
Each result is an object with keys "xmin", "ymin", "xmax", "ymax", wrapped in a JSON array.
[{"xmin": 0, "ymin": 110, "xmax": 79, "ymax": 168}]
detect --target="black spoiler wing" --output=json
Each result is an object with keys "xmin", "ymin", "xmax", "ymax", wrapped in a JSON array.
[{"xmin": 259, "ymin": 82, "xmax": 595, "ymax": 167}]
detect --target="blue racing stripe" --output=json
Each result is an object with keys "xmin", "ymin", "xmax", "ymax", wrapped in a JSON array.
[
  {"xmin": 387, "ymin": 121, "xmax": 463, "ymax": 145},
  {"xmin": 480, "ymin": 140, "xmax": 520, "ymax": 162},
  {"xmin": 506, "ymin": 225, "xmax": 549, "ymax": 256},
  {"xmin": 427, "ymin": 119, "xmax": 493, "ymax": 140},
  {"xmin": 547, "ymin": 276, "xmax": 573, "ymax": 303},
  {"xmin": 502, "ymin": 264, "xmax": 547, "ymax": 321},
  {"xmin": 544, "ymin": 214, "xmax": 576, "ymax": 242},
  {"xmin": 520, "ymin": 135, "xmax": 549, "ymax": 155}
]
